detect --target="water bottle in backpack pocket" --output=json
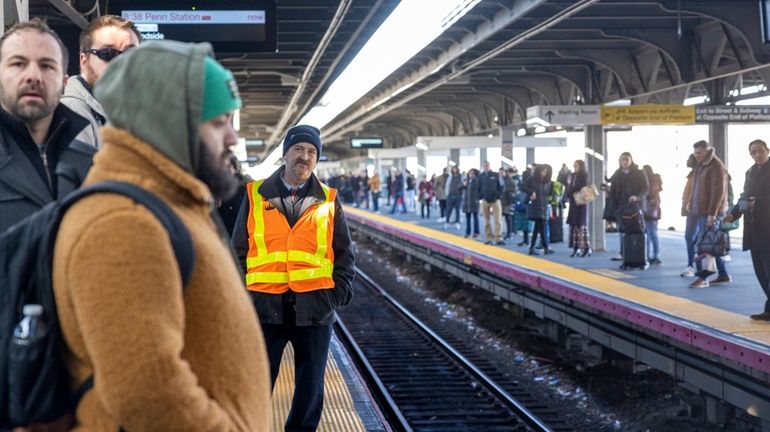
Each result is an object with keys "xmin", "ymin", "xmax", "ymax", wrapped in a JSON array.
[{"xmin": 8, "ymin": 304, "xmax": 73, "ymax": 426}]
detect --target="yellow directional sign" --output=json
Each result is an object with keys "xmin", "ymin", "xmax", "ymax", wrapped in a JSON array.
[{"xmin": 600, "ymin": 104, "xmax": 695, "ymax": 125}]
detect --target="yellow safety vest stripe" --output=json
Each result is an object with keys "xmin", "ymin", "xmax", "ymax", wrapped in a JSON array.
[
  {"xmin": 246, "ymin": 271, "xmax": 289, "ymax": 284},
  {"xmin": 249, "ymin": 179, "xmax": 268, "ymax": 257}
]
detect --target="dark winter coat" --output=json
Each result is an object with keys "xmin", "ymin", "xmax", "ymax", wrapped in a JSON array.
[
  {"xmin": 690, "ymin": 148, "xmax": 728, "ymax": 217},
  {"xmin": 728, "ymin": 161, "xmax": 770, "ymax": 252},
  {"xmin": 462, "ymin": 177, "xmax": 480, "ymax": 213},
  {"xmin": 501, "ymin": 176, "xmax": 517, "ymax": 215},
  {"xmin": 433, "ymin": 173, "xmax": 447, "ymax": 200},
  {"xmin": 526, "ymin": 176, "xmax": 552, "ymax": 221},
  {"xmin": 446, "ymin": 173, "xmax": 463, "ymax": 197},
  {"xmin": 232, "ymin": 166, "xmax": 356, "ymax": 326},
  {"xmin": 566, "ymin": 171, "xmax": 589, "ymax": 227},
  {"xmin": 645, "ymin": 173, "xmax": 662, "ymax": 221},
  {"xmin": 0, "ymin": 104, "xmax": 93, "ymax": 232},
  {"xmin": 478, "ymin": 170, "xmax": 502, "ymax": 202},
  {"xmin": 606, "ymin": 164, "xmax": 648, "ymax": 221}
]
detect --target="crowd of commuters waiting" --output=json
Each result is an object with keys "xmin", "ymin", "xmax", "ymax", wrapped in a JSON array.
[{"xmin": 333, "ymin": 138, "xmax": 769, "ymax": 322}]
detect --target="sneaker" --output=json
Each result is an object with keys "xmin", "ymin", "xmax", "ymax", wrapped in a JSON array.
[
  {"xmin": 680, "ymin": 266, "xmax": 695, "ymax": 277},
  {"xmin": 722, "ymin": 254, "xmax": 732, "ymax": 262},
  {"xmin": 649, "ymin": 258, "xmax": 662, "ymax": 265},
  {"xmin": 484, "ymin": 240, "xmax": 493, "ymax": 245},
  {"xmin": 443, "ymin": 223, "xmax": 449, "ymax": 230},
  {"xmin": 711, "ymin": 274, "xmax": 732, "ymax": 284},
  {"xmin": 496, "ymin": 240, "xmax": 506, "ymax": 246},
  {"xmin": 750, "ymin": 312, "xmax": 770, "ymax": 321},
  {"xmin": 611, "ymin": 255, "xmax": 623, "ymax": 261},
  {"xmin": 544, "ymin": 249, "xmax": 555, "ymax": 255},
  {"xmin": 455, "ymin": 223, "xmax": 461, "ymax": 230},
  {"xmin": 473, "ymin": 233, "xmax": 480, "ymax": 238},
  {"xmin": 688, "ymin": 278, "xmax": 710, "ymax": 288},
  {"xmin": 517, "ymin": 241, "xmax": 528, "ymax": 247}
]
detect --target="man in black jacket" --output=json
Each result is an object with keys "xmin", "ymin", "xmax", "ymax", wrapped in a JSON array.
[
  {"xmin": 724, "ymin": 139, "xmax": 770, "ymax": 320},
  {"xmin": 478, "ymin": 160, "xmax": 505, "ymax": 245},
  {"xmin": 231, "ymin": 125, "xmax": 355, "ymax": 431},
  {"xmin": 0, "ymin": 19, "xmax": 93, "ymax": 232}
]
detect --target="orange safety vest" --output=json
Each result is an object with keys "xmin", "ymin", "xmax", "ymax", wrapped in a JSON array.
[{"xmin": 245, "ymin": 179, "xmax": 336, "ymax": 294}]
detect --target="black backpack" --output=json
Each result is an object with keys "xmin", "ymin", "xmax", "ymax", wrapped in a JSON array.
[{"xmin": 0, "ymin": 181, "xmax": 194, "ymax": 428}]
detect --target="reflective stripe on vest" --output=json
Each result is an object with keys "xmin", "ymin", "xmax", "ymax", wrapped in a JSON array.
[{"xmin": 245, "ymin": 179, "xmax": 336, "ymax": 293}]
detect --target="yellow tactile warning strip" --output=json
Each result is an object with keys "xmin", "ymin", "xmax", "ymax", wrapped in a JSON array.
[
  {"xmin": 271, "ymin": 343, "xmax": 367, "ymax": 432},
  {"xmin": 346, "ymin": 207, "xmax": 770, "ymax": 348}
]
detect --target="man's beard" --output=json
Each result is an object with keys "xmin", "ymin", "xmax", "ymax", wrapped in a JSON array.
[
  {"xmin": 197, "ymin": 140, "xmax": 240, "ymax": 201},
  {"xmin": 0, "ymin": 83, "xmax": 55, "ymax": 122}
]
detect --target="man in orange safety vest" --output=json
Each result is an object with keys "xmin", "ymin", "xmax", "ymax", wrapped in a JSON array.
[{"xmin": 231, "ymin": 124, "xmax": 355, "ymax": 431}]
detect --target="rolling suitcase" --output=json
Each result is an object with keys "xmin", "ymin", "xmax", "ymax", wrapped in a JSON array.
[
  {"xmin": 549, "ymin": 217, "xmax": 563, "ymax": 243},
  {"xmin": 620, "ymin": 232, "xmax": 648, "ymax": 270}
]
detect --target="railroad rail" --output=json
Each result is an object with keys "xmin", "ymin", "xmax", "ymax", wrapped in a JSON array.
[{"xmin": 334, "ymin": 269, "xmax": 559, "ymax": 432}]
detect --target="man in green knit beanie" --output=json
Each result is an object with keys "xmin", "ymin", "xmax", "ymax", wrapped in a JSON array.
[{"xmin": 52, "ymin": 40, "xmax": 271, "ymax": 430}]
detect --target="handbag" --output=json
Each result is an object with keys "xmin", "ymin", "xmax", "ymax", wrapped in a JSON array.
[
  {"xmin": 573, "ymin": 184, "xmax": 598, "ymax": 205},
  {"xmin": 696, "ymin": 225, "xmax": 730, "ymax": 257}
]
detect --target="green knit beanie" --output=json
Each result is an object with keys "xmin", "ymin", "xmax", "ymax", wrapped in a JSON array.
[{"xmin": 201, "ymin": 56, "xmax": 241, "ymax": 122}]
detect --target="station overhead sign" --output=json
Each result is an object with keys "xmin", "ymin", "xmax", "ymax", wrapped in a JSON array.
[
  {"xmin": 350, "ymin": 137, "xmax": 384, "ymax": 149},
  {"xmin": 114, "ymin": 0, "xmax": 277, "ymax": 52},
  {"xmin": 695, "ymin": 105, "xmax": 770, "ymax": 123},
  {"xmin": 600, "ymin": 105, "xmax": 695, "ymax": 125},
  {"xmin": 526, "ymin": 105, "xmax": 600, "ymax": 126}
]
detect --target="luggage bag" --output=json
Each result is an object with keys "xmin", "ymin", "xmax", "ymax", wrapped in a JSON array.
[{"xmin": 620, "ymin": 232, "xmax": 648, "ymax": 270}]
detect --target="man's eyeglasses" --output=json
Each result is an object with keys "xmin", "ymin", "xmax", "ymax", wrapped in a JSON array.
[{"xmin": 86, "ymin": 47, "xmax": 127, "ymax": 62}]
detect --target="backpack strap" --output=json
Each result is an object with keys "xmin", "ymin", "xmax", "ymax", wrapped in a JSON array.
[{"xmin": 62, "ymin": 181, "xmax": 195, "ymax": 286}]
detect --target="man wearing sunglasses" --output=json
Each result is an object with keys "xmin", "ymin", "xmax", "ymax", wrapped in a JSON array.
[{"xmin": 61, "ymin": 15, "xmax": 141, "ymax": 148}]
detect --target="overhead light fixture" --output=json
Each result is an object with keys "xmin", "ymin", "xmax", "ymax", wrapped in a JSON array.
[
  {"xmin": 415, "ymin": 142, "xmax": 429, "ymax": 150},
  {"xmin": 487, "ymin": 133, "xmax": 494, "ymax": 138},
  {"xmin": 299, "ymin": 0, "xmax": 479, "ymax": 129},
  {"xmin": 516, "ymin": 128, "xmax": 526, "ymax": 137},
  {"xmin": 534, "ymin": 126, "xmax": 546, "ymax": 133}
]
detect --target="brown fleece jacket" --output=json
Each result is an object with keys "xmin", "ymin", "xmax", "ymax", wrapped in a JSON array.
[{"xmin": 53, "ymin": 127, "xmax": 270, "ymax": 431}]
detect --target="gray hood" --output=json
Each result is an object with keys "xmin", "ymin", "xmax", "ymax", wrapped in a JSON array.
[{"xmin": 94, "ymin": 40, "xmax": 211, "ymax": 172}]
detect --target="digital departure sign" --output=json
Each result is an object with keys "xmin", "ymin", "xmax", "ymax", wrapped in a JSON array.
[
  {"xmin": 350, "ymin": 137, "xmax": 384, "ymax": 149},
  {"xmin": 111, "ymin": 0, "xmax": 277, "ymax": 52}
]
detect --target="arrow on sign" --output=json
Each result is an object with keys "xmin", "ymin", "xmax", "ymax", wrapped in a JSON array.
[{"xmin": 545, "ymin": 110, "xmax": 554, "ymax": 123}]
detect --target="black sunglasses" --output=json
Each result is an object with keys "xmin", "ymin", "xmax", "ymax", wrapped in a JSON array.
[{"xmin": 86, "ymin": 47, "xmax": 127, "ymax": 62}]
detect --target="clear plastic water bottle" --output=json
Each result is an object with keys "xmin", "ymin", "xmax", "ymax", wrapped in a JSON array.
[{"xmin": 11, "ymin": 304, "xmax": 46, "ymax": 346}]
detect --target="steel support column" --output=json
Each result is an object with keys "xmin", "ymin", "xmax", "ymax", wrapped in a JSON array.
[
  {"xmin": 2, "ymin": 0, "xmax": 28, "ymax": 29},
  {"xmin": 585, "ymin": 125, "xmax": 606, "ymax": 252},
  {"xmin": 450, "ymin": 149, "xmax": 460, "ymax": 166},
  {"xmin": 708, "ymin": 79, "xmax": 728, "ymax": 168},
  {"xmin": 417, "ymin": 149, "xmax": 427, "ymax": 177},
  {"xmin": 526, "ymin": 148, "xmax": 535, "ymax": 166}
]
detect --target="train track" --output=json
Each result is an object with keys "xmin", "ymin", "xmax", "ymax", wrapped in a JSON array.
[{"xmin": 335, "ymin": 269, "xmax": 559, "ymax": 432}]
